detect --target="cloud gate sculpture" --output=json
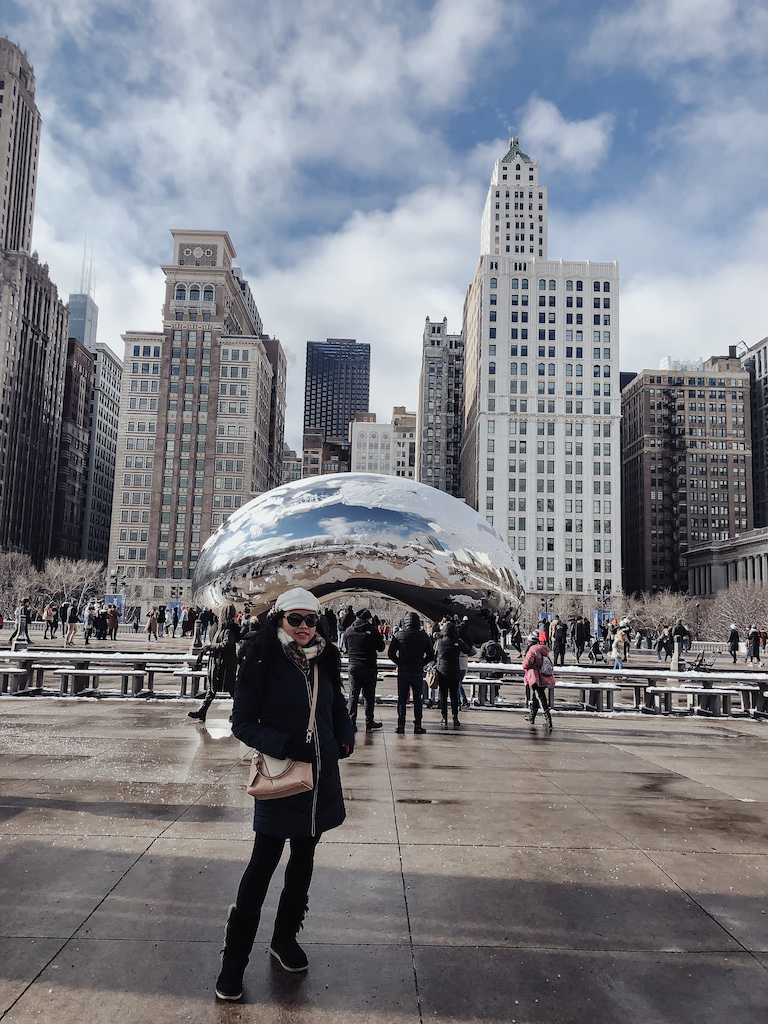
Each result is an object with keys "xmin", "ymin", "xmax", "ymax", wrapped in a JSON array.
[{"xmin": 192, "ymin": 474, "xmax": 524, "ymax": 640}]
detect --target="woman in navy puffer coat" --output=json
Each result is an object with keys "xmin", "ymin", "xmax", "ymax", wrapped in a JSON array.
[{"xmin": 214, "ymin": 589, "xmax": 354, "ymax": 1002}]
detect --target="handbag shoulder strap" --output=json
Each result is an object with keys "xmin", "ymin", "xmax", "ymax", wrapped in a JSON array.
[{"xmin": 305, "ymin": 664, "xmax": 320, "ymax": 743}]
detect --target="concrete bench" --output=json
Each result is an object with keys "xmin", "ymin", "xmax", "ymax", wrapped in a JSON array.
[
  {"xmin": 552, "ymin": 680, "xmax": 623, "ymax": 713},
  {"xmin": 53, "ymin": 667, "xmax": 147, "ymax": 697},
  {"xmin": 0, "ymin": 667, "xmax": 31, "ymax": 694},
  {"xmin": 646, "ymin": 685, "xmax": 737, "ymax": 717},
  {"xmin": 173, "ymin": 668, "xmax": 208, "ymax": 697}
]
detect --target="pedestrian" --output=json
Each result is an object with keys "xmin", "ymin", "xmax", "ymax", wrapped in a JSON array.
[
  {"xmin": 83, "ymin": 604, "xmax": 95, "ymax": 645},
  {"xmin": 42, "ymin": 602, "xmax": 56, "ymax": 639},
  {"xmin": 157, "ymin": 605, "xmax": 166, "ymax": 639},
  {"xmin": 508, "ymin": 618, "xmax": 522, "ymax": 656},
  {"xmin": 434, "ymin": 619, "xmax": 472, "ymax": 728},
  {"xmin": 747, "ymin": 624, "xmax": 762, "ymax": 666},
  {"xmin": 59, "ymin": 600, "xmax": 69, "ymax": 637},
  {"xmin": 180, "ymin": 606, "xmax": 189, "ymax": 637},
  {"xmin": 344, "ymin": 608, "xmax": 385, "ymax": 731},
  {"xmin": 107, "ymin": 604, "xmax": 120, "ymax": 641},
  {"xmin": 145, "ymin": 608, "xmax": 158, "ymax": 641},
  {"xmin": 611, "ymin": 627, "xmax": 627, "ymax": 670},
  {"xmin": 388, "ymin": 612, "xmax": 433, "ymax": 734},
  {"xmin": 188, "ymin": 605, "xmax": 241, "ymax": 722},
  {"xmin": 132, "ymin": 608, "xmax": 141, "ymax": 633},
  {"xmin": 66, "ymin": 602, "xmax": 80, "ymax": 645},
  {"xmin": 323, "ymin": 606, "xmax": 337, "ymax": 646},
  {"xmin": 213, "ymin": 587, "xmax": 354, "ymax": 1001},
  {"xmin": 551, "ymin": 616, "xmax": 567, "ymax": 667},
  {"xmin": 171, "ymin": 605, "xmax": 179, "ymax": 637},
  {"xmin": 727, "ymin": 624, "xmax": 740, "ymax": 664},
  {"xmin": 338, "ymin": 605, "xmax": 355, "ymax": 651},
  {"xmin": 9, "ymin": 599, "xmax": 32, "ymax": 646},
  {"xmin": 522, "ymin": 632, "xmax": 554, "ymax": 730},
  {"xmin": 573, "ymin": 616, "xmax": 590, "ymax": 663}
]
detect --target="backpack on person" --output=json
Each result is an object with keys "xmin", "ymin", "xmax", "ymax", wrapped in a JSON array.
[{"xmin": 539, "ymin": 651, "xmax": 554, "ymax": 677}]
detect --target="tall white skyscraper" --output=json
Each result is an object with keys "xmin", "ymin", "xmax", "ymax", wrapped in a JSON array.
[{"xmin": 461, "ymin": 139, "xmax": 621, "ymax": 603}]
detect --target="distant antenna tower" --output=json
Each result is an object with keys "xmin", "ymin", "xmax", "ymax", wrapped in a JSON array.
[{"xmin": 77, "ymin": 238, "xmax": 95, "ymax": 296}]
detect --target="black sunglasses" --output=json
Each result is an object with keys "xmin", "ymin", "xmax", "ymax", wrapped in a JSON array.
[{"xmin": 284, "ymin": 613, "xmax": 319, "ymax": 628}]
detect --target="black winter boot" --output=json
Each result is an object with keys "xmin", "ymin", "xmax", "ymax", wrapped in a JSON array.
[
  {"xmin": 543, "ymin": 708, "xmax": 553, "ymax": 731},
  {"xmin": 526, "ymin": 696, "xmax": 538, "ymax": 724},
  {"xmin": 215, "ymin": 905, "xmax": 260, "ymax": 1001},
  {"xmin": 269, "ymin": 890, "xmax": 309, "ymax": 972},
  {"xmin": 188, "ymin": 691, "xmax": 214, "ymax": 721}
]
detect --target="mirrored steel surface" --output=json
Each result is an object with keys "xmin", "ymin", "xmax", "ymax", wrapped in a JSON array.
[{"xmin": 192, "ymin": 474, "xmax": 524, "ymax": 637}]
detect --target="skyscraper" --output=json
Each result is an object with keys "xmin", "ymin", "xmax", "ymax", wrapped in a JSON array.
[
  {"xmin": 460, "ymin": 138, "xmax": 621, "ymax": 604},
  {"xmin": 0, "ymin": 39, "xmax": 39, "ymax": 253},
  {"xmin": 68, "ymin": 292, "xmax": 99, "ymax": 352},
  {"xmin": 107, "ymin": 230, "xmax": 286, "ymax": 608},
  {"xmin": 0, "ymin": 40, "xmax": 69, "ymax": 565},
  {"xmin": 621, "ymin": 352, "xmax": 753, "ymax": 594},
  {"xmin": 303, "ymin": 339, "xmax": 370, "ymax": 441},
  {"xmin": 417, "ymin": 317, "xmax": 464, "ymax": 495},
  {"xmin": 66, "ymin": 288, "xmax": 124, "ymax": 563},
  {"xmin": 51, "ymin": 338, "xmax": 94, "ymax": 559},
  {"xmin": 744, "ymin": 336, "xmax": 768, "ymax": 529}
]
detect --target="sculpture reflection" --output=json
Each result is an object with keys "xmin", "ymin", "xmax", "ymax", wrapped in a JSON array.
[{"xmin": 193, "ymin": 474, "xmax": 524, "ymax": 640}]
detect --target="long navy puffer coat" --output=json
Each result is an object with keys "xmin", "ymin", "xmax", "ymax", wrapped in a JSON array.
[{"xmin": 232, "ymin": 630, "xmax": 355, "ymax": 839}]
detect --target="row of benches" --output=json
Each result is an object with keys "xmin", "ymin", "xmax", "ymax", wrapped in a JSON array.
[{"xmin": 0, "ymin": 664, "xmax": 209, "ymax": 698}]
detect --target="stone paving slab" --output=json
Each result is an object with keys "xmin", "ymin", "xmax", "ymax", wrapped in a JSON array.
[{"xmin": 0, "ymin": 697, "xmax": 767, "ymax": 1022}]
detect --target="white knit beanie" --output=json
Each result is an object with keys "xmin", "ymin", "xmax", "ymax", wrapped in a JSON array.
[{"xmin": 274, "ymin": 588, "xmax": 321, "ymax": 614}]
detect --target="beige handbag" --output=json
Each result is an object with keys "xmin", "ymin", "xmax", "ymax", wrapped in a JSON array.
[{"xmin": 246, "ymin": 665, "xmax": 319, "ymax": 800}]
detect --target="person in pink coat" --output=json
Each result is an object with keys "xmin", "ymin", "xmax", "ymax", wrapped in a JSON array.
[{"xmin": 521, "ymin": 633, "xmax": 555, "ymax": 730}]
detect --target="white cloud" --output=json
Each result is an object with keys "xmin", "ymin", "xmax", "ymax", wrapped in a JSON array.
[
  {"xmin": 251, "ymin": 181, "xmax": 484, "ymax": 452},
  {"xmin": 583, "ymin": 0, "xmax": 768, "ymax": 73},
  {"xmin": 517, "ymin": 97, "xmax": 614, "ymax": 177}
]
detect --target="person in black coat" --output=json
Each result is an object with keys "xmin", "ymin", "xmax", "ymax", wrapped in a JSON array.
[
  {"xmin": 727, "ymin": 624, "xmax": 740, "ymax": 664},
  {"xmin": 344, "ymin": 609, "xmax": 385, "ymax": 731},
  {"xmin": 188, "ymin": 605, "xmax": 241, "ymax": 722},
  {"xmin": 435, "ymin": 620, "xmax": 472, "ymax": 728},
  {"xmin": 550, "ymin": 616, "xmax": 567, "ymax": 667},
  {"xmin": 214, "ymin": 588, "xmax": 354, "ymax": 1001},
  {"xmin": 388, "ymin": 611, "xmax": 433, "ymax": 734},
  {"xmin": 338, "ymin": 605, "xmax": 355, "ymax": 650}
]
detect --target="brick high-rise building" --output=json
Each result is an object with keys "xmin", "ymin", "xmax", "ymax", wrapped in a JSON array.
[
  {"xmin": 621, "ymin": 351, "xmax": 753, "ymax": 594},
  {"xmin": 0, "ymin": 40, "xmax": 70, "ymax": 565},
  {"xmin": 107, "ymin": 230, "xmax": 286, "ymax": 608},
  {"xmin": 417, "ymin": 317, "xmax": 464, "ymax": 495}
]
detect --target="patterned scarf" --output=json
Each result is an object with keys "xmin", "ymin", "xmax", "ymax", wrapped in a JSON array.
[{"xmin": 277, "ymin": 627, "xmax": 325, "ymax": 675}]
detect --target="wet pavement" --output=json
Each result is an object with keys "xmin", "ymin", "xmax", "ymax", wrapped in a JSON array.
[{"xmin": 0, "ymin": 698, "xmax": 767, "ymax": 1022}]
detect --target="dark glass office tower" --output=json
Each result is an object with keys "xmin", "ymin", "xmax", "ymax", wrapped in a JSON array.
[{"xmin": 303, "ymin": 339, "xmax": 370, "ymax": 440}]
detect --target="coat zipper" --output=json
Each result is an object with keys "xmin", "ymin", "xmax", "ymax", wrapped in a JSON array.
[{"xmin": 282, "ymin": 647, "xmax": 321, "ymax": 837}]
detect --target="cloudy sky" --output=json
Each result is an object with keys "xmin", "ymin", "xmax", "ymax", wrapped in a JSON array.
[{"xmin": 5, "ymin": 0, "xmax": 768, "ymax": 452}]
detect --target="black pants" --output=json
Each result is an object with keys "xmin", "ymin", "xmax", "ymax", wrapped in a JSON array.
[
  {"xmin": 553, "ymin": 641, "xmax": 565, "ymax": 666},
  {"xmin": 397, "ymin": 670, "xmax": 424, "ymax": 727},
  {"xmin": 236, "ymin": 832, "xmax": 320, "ymax": 914},
  {"xmin": 528, "ymin": 684, "xmax": 551, "ymax": 714},
  {"xmin": 347, "ymin": 666, "xmax": 377, "ymax": 725},
  {"xmin": 438, "ymin": 671, "xmax": 459, "ymax": 720}
]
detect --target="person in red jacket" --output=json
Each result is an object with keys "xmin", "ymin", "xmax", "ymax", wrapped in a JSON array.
[{"xmin": 522, "ymin": 633, "xmax": 555, "ymax": 731}]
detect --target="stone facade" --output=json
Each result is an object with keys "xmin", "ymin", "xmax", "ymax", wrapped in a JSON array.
[{"xmin": 106, "ymin": 230, "xmax": 285, "ymax": 609}]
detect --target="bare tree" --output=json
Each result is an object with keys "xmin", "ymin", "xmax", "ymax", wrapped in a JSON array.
[
  {"xmin": 40, "ymin": 558, "xmax": 107, "ymax": 610},
  {"xmin": 0, "ymin": 552, "xmax": 41, "ymax": 618},
  {"xmin": 699, "ymin": 582, "xmax": 768, "ymax": 642}
]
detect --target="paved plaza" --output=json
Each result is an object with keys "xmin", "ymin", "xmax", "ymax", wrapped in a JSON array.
[{"xmin": 1, "ymin": 695, "xmax": 767, "ymax": 1023}]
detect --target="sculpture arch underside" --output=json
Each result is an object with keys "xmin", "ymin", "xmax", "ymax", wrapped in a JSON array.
[{"xmin": 193, "ymin": 474, "xmax": 524, "ymax": 644}]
